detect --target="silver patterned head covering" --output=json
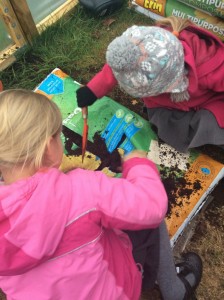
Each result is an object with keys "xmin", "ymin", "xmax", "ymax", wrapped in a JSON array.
[{"xmin": 106, "ymin": 25, "xmax": 189, "ymax": 102}]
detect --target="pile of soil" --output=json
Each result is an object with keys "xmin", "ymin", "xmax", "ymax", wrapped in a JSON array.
[
  {"xmin": 63, "ymin": 122, "xmax": 204, "ymax": 217},
  {"xmin": 63, "ymin": 126, "xmax": 122, "ymax": 173},
  {"xmin": 63, "ymin": 85, "xmax": 224, "ymax": 220},
  {"xmin": 160, "ymin": 166, "xmax": 202, "ymax": 218},
  {"xmin": 109, "ymin": 88, "xmax": 224, "ymax": 222}
]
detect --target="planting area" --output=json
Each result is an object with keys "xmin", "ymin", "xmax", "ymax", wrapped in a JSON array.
[{"xmin": 0, "ymin": 2, "xmax": 223, "ymax": 299}]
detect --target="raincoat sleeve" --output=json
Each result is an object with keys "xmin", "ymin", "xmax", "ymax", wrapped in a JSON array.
[
  {"xmin": 78, "ymin": 158, "xmax": 168, "ymax": 231},
  {"xmin": 205, "ymin": 61, "xmax": 224, "ymax": 92},
  {"xmin": 87, "ymin": 64, "xmax": 118, "ymax": 99}
]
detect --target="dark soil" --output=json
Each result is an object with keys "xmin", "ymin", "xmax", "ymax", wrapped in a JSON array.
[
  {"xmin": 160, "ymin": 167, "xmax": 202, "ymax": 217},
  {"xmin": 63, "ymin": 86, "xmax": 224, "ymax": 220},
  {"xmin": 63, "ymin": 126, "xmax": 122, "ymax": 173},
  {"xmin": 108, "ymin": 88, "xmax": 224, "ymax": 220}
]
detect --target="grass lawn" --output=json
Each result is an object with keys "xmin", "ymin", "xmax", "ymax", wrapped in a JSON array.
[{"xmin": 0, "ymin": 1, "xmax": 224, "ymax": 299}]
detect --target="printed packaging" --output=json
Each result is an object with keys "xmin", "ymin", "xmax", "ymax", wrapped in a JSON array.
[
  {"xmin": 35, "ymin": 68, "xmax": 224, "ymax": 247},
  {"xmin": 177, "ymin": 0, "xmax": 224, "ymax": 19},
  {"xmin": 133, "ymin": 0, "xmax": 224, "ymax": 40}
]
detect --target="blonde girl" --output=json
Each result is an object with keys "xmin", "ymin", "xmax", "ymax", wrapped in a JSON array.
[
  {"xmin": 0, "ymin": 89, "xmax": 201, "ymax": 300},
  {"xmin": 0, "ymin": 89, "xmax": 63, "ymax": 184}
]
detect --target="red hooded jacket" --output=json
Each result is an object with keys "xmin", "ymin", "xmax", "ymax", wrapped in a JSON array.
[{"xmin": 87, "ymin": 25, "xmax": 224, "ymax": 127}]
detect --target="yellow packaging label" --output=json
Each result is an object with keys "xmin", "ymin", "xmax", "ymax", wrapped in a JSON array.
[{"xmin": 135, "ymin": 0, "xmax": 167, "ymax": 16}]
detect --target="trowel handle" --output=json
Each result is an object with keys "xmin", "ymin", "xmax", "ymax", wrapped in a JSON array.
[{"xmin": 82, "ymin": 107, "xmax": 88, "ymax": 119}]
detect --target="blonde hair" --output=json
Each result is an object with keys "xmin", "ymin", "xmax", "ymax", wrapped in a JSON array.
[
  {"xmin": 0, "ymin": 89, "xmax": 62, "ymax": 171},
  {"xmin": 156, "ymin": 16, "xmax": 192, "ymax": 33}
]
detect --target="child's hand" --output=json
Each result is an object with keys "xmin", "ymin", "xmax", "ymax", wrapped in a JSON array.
[
  {"xmin": 76, "ymin": 86, "xmax": 97, "ymax": 107},
  {"xmin": 123, "ymin": 150, "xmax": 147, "ymax": 162}
]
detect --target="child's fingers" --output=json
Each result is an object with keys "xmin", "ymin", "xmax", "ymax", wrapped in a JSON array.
[{"xmin": 123, "ymin": 150, "xmax": 147, "ymax": 161}]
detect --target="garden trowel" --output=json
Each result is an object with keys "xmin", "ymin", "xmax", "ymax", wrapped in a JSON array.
[{"xmin": 81, "ymin": 106, "xmax": 88, "ymax": 163}]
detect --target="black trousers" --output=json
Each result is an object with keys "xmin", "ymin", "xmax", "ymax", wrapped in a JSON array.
[{"xmin": 125, "ymin": 227, "xmax": 160, "ymax": 291}]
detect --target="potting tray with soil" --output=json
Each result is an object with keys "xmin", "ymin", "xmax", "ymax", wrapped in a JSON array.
[{"xmin": 35, "ymin": 68, "xmax": 224, "ymax": 247}]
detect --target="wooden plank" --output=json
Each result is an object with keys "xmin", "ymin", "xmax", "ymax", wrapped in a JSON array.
[
  {"xmin": 0, "ymin": 0, "xmax": 26, "ymax": 47},
  {"xmin": 0, "ymin": 54, "xmax": 16, "ymax": 71},
  {"xmin": 0, "ymin": 43, "xmax": 17, "ymax": 58},
  {"xmin": 0, "ymin": 44, "xmax": 17, "ymax": 67},
  {"xmin": 37, "ymin": 0, "xmax": 78, "ymax": 33},
  {"xmin": 0, "ymin": 0, "xmax": 78, "ymax": 70},
  {"xmin": 9, "ymin": 0, "xmax": 39, "ymax": 44}
]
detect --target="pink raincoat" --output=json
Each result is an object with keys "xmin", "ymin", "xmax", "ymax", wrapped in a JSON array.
[{"xmin": 0, "ymin": 158, "xmax": 167, "ymax": 300}]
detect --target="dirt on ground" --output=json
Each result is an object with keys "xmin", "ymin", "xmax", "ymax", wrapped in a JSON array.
[
  {"xmin": 0, "ymin": 73, "xmax": 223, "ymax": 300},
  {"xmin": 108, "ymin": 87, "xmax": 224, "ymax": 300}
]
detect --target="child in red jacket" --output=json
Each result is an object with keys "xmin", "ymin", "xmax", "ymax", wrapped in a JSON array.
[{"xmin": 76, "ymin": 16, "xmax": 224, "ymax": 153}]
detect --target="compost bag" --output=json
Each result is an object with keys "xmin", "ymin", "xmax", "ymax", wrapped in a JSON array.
[{"xmin": 35, "ymin": 68, "xmax": 224, "ymax": 246}]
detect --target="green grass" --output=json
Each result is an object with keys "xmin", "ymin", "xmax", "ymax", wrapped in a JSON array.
[{"xmin": 0, "ymin": 2, "xmax": 153, "ymax": 90}]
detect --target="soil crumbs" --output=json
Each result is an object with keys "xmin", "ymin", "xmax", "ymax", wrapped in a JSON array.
[
  {"xmin": 112, "ymin": 89, "xmax": 224, "ymax": 300},
  {"xmin": 0, "ymin": 85, "xmax": 223, "ymax": 300}
]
